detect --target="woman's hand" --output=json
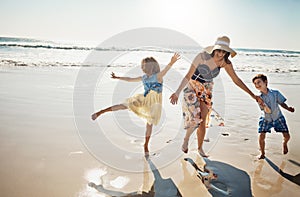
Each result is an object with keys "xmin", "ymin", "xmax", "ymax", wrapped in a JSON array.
[
  {"xmin": 169, "ymin": 93, "xmax": 179, "ymax": 105},
  {"xmin": 111, "ymin": 72, "xmax": 120, "ymax": 79},
  {"xmin": 254, "ymin": 95, "xmax": 264, "ymax": 105}
]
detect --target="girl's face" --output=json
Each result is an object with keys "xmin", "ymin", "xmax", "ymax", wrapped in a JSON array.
[
  {"xmin": 141, "ymin": 61, "xmax": 151, "ymax": 75},
  {"xmin": 141, "ymin": 61, "xmax": 149, "ymax": 74},
  {"xmin": 253, "ymin": 78, "xmax": 268, "ymax": 92},
  {"xmin": 141, "ymin": 62, "xmax": 146, "ymax": 73}
]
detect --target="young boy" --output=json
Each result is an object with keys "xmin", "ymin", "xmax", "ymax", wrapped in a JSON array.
[{"xmin": 252, "ymin": 74, "xmax": 295, "ymax": 159}]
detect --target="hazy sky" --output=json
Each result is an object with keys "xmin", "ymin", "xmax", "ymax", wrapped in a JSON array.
[{"xmin": 0, "ymin": 0, "xmax": 299, "ymax": 50}]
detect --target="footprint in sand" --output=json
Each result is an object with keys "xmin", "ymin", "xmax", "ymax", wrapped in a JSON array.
[
  {"xmin": 221, "ymin": 133, "xmax": 229, "ymax": 136},
  {"xmin": 130, "ymin": 139, "xmax": 144, "ymax": 144}
]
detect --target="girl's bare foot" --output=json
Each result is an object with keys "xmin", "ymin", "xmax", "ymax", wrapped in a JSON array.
[
  {"xmin": 91, "ymin": 110, "xmax": 104, "ymax": 120},
  {"xmin": 258, "ymin": 154, "xmax": 265, "ymax": 159},
  {"xmin": 144, "ymin": 145, "xmax": 149, "ymax": 157},
  {"xmin": 91, "ymin": 113, "xmax": 98, "ymax": 120},
  {"xmin": 198, "ymin": 148, "xmax": 209, "ymax": 157},
  {"xmin": 283, "ymin": 143, "xmax": 288, "ymax": 154}
]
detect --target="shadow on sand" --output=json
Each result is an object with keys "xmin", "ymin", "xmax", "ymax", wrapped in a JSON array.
[
  {"xmin": 88, "ymin": 157, "xmax": 182, "ymax": 197},
  {"xmin": 265, "ymin": 157, "xmax": 300, "ymax": 186},
  {"xmin": 185, "ymin": 157, "xmax": 252, "ymax": 197}
]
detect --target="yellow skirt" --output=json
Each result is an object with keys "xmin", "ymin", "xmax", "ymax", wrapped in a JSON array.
[{"xmin": 124, "ymin": 90, "xmax": 162, "ymax": 125}]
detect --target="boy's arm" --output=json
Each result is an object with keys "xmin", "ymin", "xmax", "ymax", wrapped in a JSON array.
[
  {"xmin": 276, "ymin": 90, "xmax": 294, "ymax": 112},
  {"xmin": 157, "ymin": 53, "xmax": 181, "ymax": 79},
  {"xmin": 280, "ymin": 102, "xmax": 295, "ymax": 112},
  {"xmin": 111, "ymin": 72, "xmax": 142, "ymax": 82}
]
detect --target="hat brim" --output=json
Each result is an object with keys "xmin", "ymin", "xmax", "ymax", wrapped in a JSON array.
[{"xmin": 204, "ymin": 45, "xmax": 237, "ymax": 58}]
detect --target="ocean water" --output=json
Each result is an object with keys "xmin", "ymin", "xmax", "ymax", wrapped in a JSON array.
[{"xmin": 1, "ymin": 36, "xmax": 300, "ymax": 73}]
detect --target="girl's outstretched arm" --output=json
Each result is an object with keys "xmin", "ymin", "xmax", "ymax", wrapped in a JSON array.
[
  {"xmin": 157, "ymin": 53, "xmax": 181, "ymax": 81},
  {"xmin": 111, "ymin": 72, "xmax": 142, "ymax": 82}
]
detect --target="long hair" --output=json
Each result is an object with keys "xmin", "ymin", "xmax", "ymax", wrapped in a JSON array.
[{"xmin": 142, "ymin": 57, "xmax": 160, "ymax": 75}]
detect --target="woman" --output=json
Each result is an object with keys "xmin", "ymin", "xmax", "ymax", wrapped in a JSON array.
[{"xmin": 169, "ymin": 36, "xmax": 262, "ymax": 157}]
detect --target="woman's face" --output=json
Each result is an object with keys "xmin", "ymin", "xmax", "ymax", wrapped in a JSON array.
[{"xmin": 214, "ymin": 49, "xmax": 227, "ymax": 59}]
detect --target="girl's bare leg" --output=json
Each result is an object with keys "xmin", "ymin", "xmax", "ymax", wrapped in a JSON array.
[
  {"xmin": 259, "ymin": 133, "xmax": 266, "ymax": 159},
  {"xmin": 197, "ymin": 101, "xmax": 209, "ymax": 157},
  {"xmin": 282, "ymin": 132, "xmax": 290, "ymax": 154},
  {"xmin": 144, "ymin": 123, "xmax": 153, "ymax": 155},
  {"xmin": 91, "ymin": 104, "xmax": 127, "ymax": 120}
]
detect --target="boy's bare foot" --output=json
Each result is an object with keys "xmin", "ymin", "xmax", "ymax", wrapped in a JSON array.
[
  {"xmin": 258, "ymin": 154, "xmax": 265, "ymax": 159},
  {"xmin": 283, "ymin": 143, "xmax": 288, "ymax": 154},
  {"xmin": 198, "ymin": 149, "xmax": 209, "ymax": 158}
]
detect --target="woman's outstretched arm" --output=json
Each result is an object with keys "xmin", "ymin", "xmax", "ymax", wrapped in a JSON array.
[
  {"xmin": 169, "ymin": 62, "xmax": 196, "ymax": 105},
  {"xmin": 224, "ymin": 63, "xmax": 263, "ymax": 103}
]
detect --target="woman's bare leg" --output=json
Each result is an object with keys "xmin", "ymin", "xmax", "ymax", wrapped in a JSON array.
[
  {"xmin": 91, "ymin": 104, "xmax": 127, "ymax": 120},
  {"xmin": 182, "ymin": 127, "xmax": 195, "ymax": 153},
  {"xmin": 197, "ymin": 101, "xmax": 209, "ymax": 157}
]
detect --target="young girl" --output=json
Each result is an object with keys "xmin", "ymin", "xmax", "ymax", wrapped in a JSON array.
[{"xmin": 92, "ymin": 53, "xmax": 180, "ymax": 156}]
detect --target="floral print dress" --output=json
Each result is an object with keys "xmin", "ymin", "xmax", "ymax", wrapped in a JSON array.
[{"xmin": 182, "ymin": 79, "xmax": 214, "ymax": 129}]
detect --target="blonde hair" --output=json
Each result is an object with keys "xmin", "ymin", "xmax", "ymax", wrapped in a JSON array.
[{"xmin": 142, "ymin": 57, "xmax": 160, "ymax": 75}]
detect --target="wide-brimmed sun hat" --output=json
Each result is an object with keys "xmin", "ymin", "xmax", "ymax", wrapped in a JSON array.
[{"xmin": 204, "ymin": 36, "xmax": 237, "ymax": 58}]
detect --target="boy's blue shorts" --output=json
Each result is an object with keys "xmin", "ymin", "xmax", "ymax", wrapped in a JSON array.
[{"xmin": 258, "ymin": 116, "xmax": 289, "ymax": 133}]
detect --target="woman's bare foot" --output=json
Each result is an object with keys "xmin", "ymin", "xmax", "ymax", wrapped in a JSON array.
[
  {"xmin": 181, "ymin": 138, "xmax": 189, "ymax": 153},
  {"xmin": 283, "ymin": 143, "xmax": 288, "ymax": 154},
  {"xmin": 198, "ymin": 148, "xmax": 209, "ymax": 157}
]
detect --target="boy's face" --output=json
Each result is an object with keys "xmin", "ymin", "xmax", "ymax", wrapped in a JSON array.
[{"xmin": 253, "ymin": 78, "xmax": 267, "ymax": 92}]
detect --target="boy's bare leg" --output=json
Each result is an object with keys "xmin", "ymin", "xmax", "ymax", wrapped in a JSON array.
[
  {"xmin": 259, "ymin": 133, "xmax": 266, "ymax": 159},
  {"xmin": 282, "ymin": 132, "xmax": 290, "ymax": 154},
  {"xmin": 144, "ymin": 123, "xmax": 153, "ymax": 155},
  {"xmin": 91, "ymin": 104, "xmax": 127, "ymax": 120}
]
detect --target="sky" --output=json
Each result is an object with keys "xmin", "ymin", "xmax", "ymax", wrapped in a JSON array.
[{"xmin": 0, "ymin": 0, "xmax": 299, "ymax": 51}]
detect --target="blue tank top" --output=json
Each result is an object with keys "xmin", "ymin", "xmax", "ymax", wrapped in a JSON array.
[{"xmin": 142, "ymin": 74, "xmax": 162, "ymax": 96}]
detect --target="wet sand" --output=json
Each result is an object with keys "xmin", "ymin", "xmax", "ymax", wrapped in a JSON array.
[{"xmin": 0, "ymin": 66, "xmax": 299, "ymax": 196}]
